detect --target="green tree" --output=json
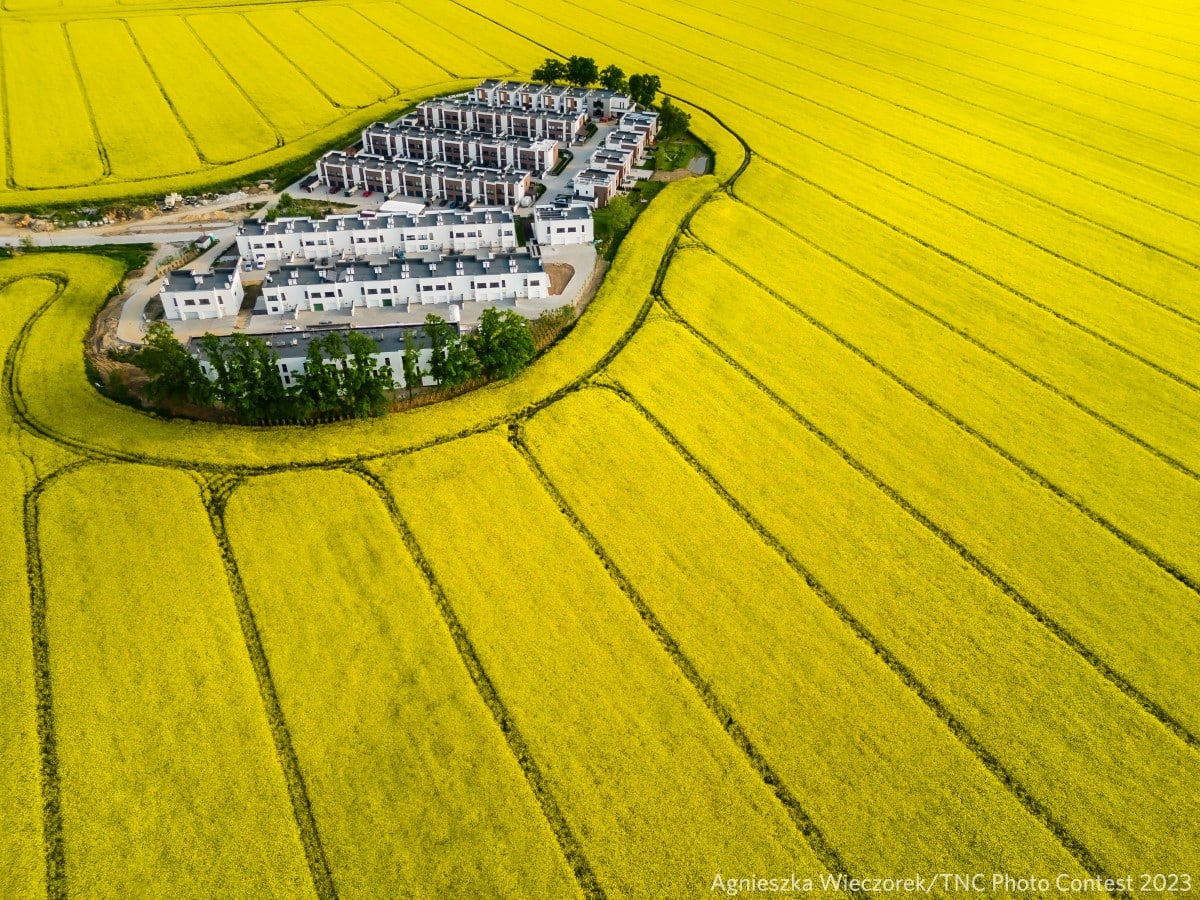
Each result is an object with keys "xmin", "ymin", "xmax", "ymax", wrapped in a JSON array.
[
  {"xmin": 199, "ymin": 333, "xmax": 296, "ymax": 423},
  {"xmin": 606, "ymin": 195, "xmax": 635, "ymax": 235},
  {"xmin": 531, "ymin": 58, "xmax": 567, "ymax": 83},
  {"xmin": 470, "ymin": 308, "xmax": 536, "ymax": 380},
  {"xmin": 628, "ymin": 73, "xmax": 661, "ymax": 107},
  {"xmin": 136, "ymin": 321, "xmax": 210, "ymax": 404},
  {"xmin": 345, "ymin": 331, "xmax": 392, "ymax": 417},
  {"xmin": 297, "ymin": 336, "xmax": 340, "ymax": 415},
  {"xmin": 657, "ymin": 97, "xmax": 691, "ymax": 139},
  {"xmin": 599, "ymin": 64, "xmax": 627, "ymax": 94},
  {"xmin": 423, "ymin": 314, "xmax": 454, "ymax": 385},
  {"xmin": 401, "ymin": 329, "xmax": 423, "ymax": 399},
  {"xmin": 566, "ymin": 56, "xmax": 599, "ymax": 87},
  {"xmin": 442, "ymin": 334, "xmax": 480, "ymax": 388}
]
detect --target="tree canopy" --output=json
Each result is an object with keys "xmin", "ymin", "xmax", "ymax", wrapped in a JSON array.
[
  {"xmin": 657, "ymin": 97, "xmax": 691, "ymax": 139},
  {"xmin": 627, "ymin": 73, "xmax": 662, "ymax": 107},
  {"xmin": 470, "ymin": 308, "xmax": 537, "ymax": 380}
]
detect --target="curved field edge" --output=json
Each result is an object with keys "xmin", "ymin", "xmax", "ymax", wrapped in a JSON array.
[
  {"xmin": 3, "ymin": 106, "xmax": 744, "ymax": 470},
  {"xmin": 0, "ymin": 79, "xmax": 476, "ymax": 212}
]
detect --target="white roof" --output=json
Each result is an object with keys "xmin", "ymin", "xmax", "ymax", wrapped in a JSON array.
[{"xmin": 379, "ymin": 198, "xmax": 427, "ymax": 214}]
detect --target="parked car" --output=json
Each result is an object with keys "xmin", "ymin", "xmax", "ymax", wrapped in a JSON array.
[
  {"xmin": 362, "ymin": 189, "xmax": 372, "ymax": 198},
  {"xmin": 283, "ymin": 325, "xmax": 298, "ymax": 331},
  {"xmin": 319, "ymin": 320, "xmax": 334, "ymax": 325},
  {"xmin": 448, "ymin": 199, "xmax": 460, "ymax": 210}
]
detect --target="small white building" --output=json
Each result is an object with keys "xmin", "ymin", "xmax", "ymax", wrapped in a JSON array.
[
  {"xmin": 260, "ymin": 252, "xmax": 550, "ymax": 314},
  {"xmin": 237, "ymin": 208, "xmax": 517, "ymax": 266},
  {"xmin": 533, "ymin": 206, "xmax": 595, "ymax": 246},
  {"xmin": 161, "ymin": 262, "xmax": 245, "ymax": 321},
  {"xmin": 472, "ymin": 80, "xmax": 632, "ymax": 119}
]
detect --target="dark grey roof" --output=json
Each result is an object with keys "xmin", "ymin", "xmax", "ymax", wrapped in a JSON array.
[
  {"xmin": 241, "ymin": 207, "xmax": 513, "ymax": 238},
  {"xmin": 189, "ymin": 322, "xmax": 439, "ymax": 364},
  {"xmin": 265, "ymin": 251, "xmax": 545, "ymax": 287},
  {"xmin": 534, "ymin": 205, "xmax": 593, "ymax": 222}
]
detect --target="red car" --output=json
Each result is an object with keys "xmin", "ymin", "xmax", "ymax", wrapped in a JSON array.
[{"xmin": 362, "ymin": 189, "xmax": 372, "ymax": 198}]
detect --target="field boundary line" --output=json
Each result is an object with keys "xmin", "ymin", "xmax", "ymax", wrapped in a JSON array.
[
  {"xmin": 495, "ymin": 0, "xmax": 1200, "ymax": 274},
  {"xmin": 120, "ymin": 17, "xmax": 219, "ymax": 167},
  {"xmin": 508, "ymin": 425, "xmax": 862, "ymax": 894},
  {"xmin": 656, "ymin": 281, "xmax": 1200, "ymax": 754},
  {"xmin": 718, "ymin": 190, "xmax": 1200, "ymax": 479},
  {"xmin": 60, "ymin": 21, "xmax": 111, "ymax": 183},
  {"xmin": 842, "ymin": 0, "xmax": 1200, "ymax": 105},
  {"xmin": 598, "ymin": 379, "xmax": 1128, "ymax": 899},
  {"xmin": 349, "ymin": 465, "xmax": 605, "ymax": 900},
  {"xmin": 23, "ymin": 458, "xmax": 97, "ymax": 900},
  {"xmin": 647, "ymin": 0, "xmax": 1200, "ymax": 190},
  {"xmin": 693, "ymin": 237, "xmax": 1200, "ymax": 597},
  {"xmin": 340, "ymin": 4, "xmax": 459, "ymax": 80},
  {"xmin": 200, "ymin": 474, "xmax": 338, "ymax": 900},
  {"xmin": 181, "ymin": 16, "xmax": 285, "ymax": 148},
  {"xmin": 744, "ymin": 157, "xmax": 1200, "ymax": 386}
]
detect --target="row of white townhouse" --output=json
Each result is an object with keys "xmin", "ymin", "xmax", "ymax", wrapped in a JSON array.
[
  {"xmin": 472, "ymin": 80, "xmax": 632, "ymax": 119},
  {"xmin": 361, "ymin": 123, "xmax": 558, "ymax": 175},
  {"xmin": 573, "ymin": 110, "xmax": 660, "ymax": 207},
  {"xmin": 260, "ymin": 252, "xmax": 550, "ymax": 314},
  {"xmin": 237, "ymin": 208, "xmax": 517, "ymax": 266},
  {"xmin": 317, "ymin": 153, "xmax": 532, "ymax": 207},
  {"xmin": 190, "ymin": 324, "xmax": 439, "ymax": 390},
  {"xmin": 409, "ymin": 100, "xmax": 586, "ymax": 143},
  {"xmin": 162, "ymin": 262, "xmax": 245, "ymax": 321}
]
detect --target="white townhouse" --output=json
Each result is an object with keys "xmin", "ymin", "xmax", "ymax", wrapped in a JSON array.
[
  {"xmin": 533, "ymin": 205, "xmax": 595, "ymax": 246},
  {"xmin": 573, "ymin": 168, "xmax": 620, "ymax": 207},
  {"xmin": 161, "ymin": 261, "xmax": 245, "ymax": 321},
  {"xmin": 590, "ymin": 147, "xmax": 636, "ymax": 183},
  {"xmin": 260, "ymin": 252, "xmax": 550, "ymax": 314},
  {"xmin": 409, "ymin": 100, "xmax": 586, "ymax": 143},
  {"xmin": 621, "ymin": 110, "xmax": 660, "ymax": 142},
  {"xmin": 237, "ymin": 209, "xmax": 517, "ymax": 267},
  {"xmin": 317, "ymin": 152, "xmax": 532, "ymax": 208},
  {"xmin": 604, "ymin": 128, "xmax": 649, "ymax": 163},
  {"xmin": 472, "ymin": 80, "xmax": 632, "ymax": 119},
  {"xmin": 362, "ymin": 123, "xmax": 559, "ymax": 175},
  {"xmin": 190, "ymin": 323, "xmax": 439, "ymax": 390}
]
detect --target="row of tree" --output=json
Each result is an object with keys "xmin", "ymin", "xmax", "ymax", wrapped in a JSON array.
[
  {"xmin": 528, "ymin": 57, "xmax": 690, "ymax": 137},
  {"xmin": 530, "ymin": 57, "xmax": 662, "ymax": 107},
  {"xmin": 134, "ymin": 307, "xmax": 538, "ymax": 424}
]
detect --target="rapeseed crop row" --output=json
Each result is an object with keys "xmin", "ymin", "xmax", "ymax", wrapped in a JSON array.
[
  {"xmin": 187, "ymin": 14, "xmax": 341, "ymax": 140},
  {"xmin": 299, "ymin": 6, "xmax": 453, "ymax": 89},
  {"xmin": 607, "ymin": 318, "xmax": 1200, "ymax": 877},
  {"xmin": 66, "ymin": 20, "xmax": 203, "ymax": 179},
  {"xmin": 224, "ymin": 470, "xmax": 577, "ymax": 898},
  {"xmin": 1, "ymin": 23, "xmax": 105, "ymax": 188},
  {"xmin": 373, "ymin": 433, "xmax": 831, "ymax": 895},
  {"xmin": 523, "ymin": 387, "xmax": 1084, "ymax": 881},
  {"xmin": 126, "ymin": 16, "xmax": 282, "ymax": 161},
  {"xmin": 243, "ymin": 9, "xmax": 396, "ymax": 108},
  {"xmin": 36, "ymin": 464, "xmax": 313, "ymax": 897},
  {"xmin": 0, "ymin": 277, "xmax": 63, "ymax": 900}
]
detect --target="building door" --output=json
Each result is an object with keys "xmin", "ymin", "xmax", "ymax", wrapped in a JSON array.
[{"xmin": 313, "ymin": 303, "xmax": 324, "ymax": 312}]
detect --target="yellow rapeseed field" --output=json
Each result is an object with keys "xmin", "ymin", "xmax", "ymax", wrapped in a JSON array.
[{"xmin": 2, "ymin": 0, "xmax": 1198, "ymax": 895}]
